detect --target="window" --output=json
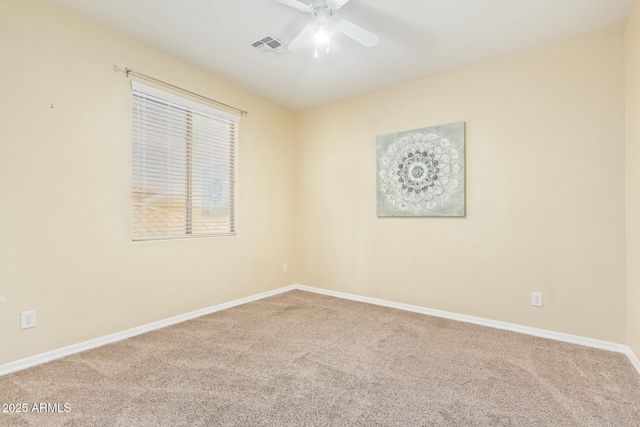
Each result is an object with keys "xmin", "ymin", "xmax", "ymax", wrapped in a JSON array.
[{"xmin": 131, "ymin": 81, "xmax": 238, "ymax": 241}]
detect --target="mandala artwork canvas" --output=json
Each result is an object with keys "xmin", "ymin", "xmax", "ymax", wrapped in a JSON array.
[{"xmin": 377, "ymin": 122, "xmax": 465, "ymax": 217}]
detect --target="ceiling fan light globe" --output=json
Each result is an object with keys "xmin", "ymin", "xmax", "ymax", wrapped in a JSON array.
[{"xmin": 314, "ymin": 29, "xmax": 329, "ymax": 44}]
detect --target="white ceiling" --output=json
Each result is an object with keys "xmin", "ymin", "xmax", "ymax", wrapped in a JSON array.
[{"xmin": 50, "ymin": 0, "xmax": 636, "ymax": 110}]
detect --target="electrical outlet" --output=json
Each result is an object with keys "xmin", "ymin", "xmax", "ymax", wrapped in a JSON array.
[
  {"xmin": 21, "ymin": 310, "xmax": 36, "ymax": 329},
  {"xmin": 283, "ymin": 263, "xmax": 289, "ymax": 273},
  {"xmin": 531, "ymin": 292, "xmax": 543, "ymax": 307}
]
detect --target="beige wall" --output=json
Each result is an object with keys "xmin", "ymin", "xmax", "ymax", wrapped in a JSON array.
[
  {"xmin": 627, "ymin": 2, "xmax": 640, "ymax": 359},
  {"xmin": 295, "ymin": 28, "xmax": 627, "ymax": 343},
  {"xmin": 0, "ymin": 0, "xmax": 296, "ymax": 365}
]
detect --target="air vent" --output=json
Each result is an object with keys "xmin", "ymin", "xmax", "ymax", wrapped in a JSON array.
[{"xmin": 250, "ymin": 34, "xmax": 288, "ymax": 58}]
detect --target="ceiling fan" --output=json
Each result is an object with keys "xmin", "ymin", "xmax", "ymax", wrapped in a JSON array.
[{"xmin": 275, "ymin": 0, "xmax": 379, "ymax": 57}]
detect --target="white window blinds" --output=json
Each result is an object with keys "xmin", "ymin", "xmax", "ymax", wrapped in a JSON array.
[{"xmin": 131, "ymin": 81, "xmax": 238, "ymax": 241}]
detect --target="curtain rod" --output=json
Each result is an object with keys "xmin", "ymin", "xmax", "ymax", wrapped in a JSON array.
[{"xmin": 117, "ymin": 66, "xmax": 248, "ymax": 118}]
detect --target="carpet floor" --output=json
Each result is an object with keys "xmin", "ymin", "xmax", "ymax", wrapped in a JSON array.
[{"xmin": 1, "ymin": 290, "xmax": 639, "ymax": 426}]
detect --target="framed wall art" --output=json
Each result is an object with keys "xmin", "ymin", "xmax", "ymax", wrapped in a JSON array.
[{"xmin": 377, "ymin": 121, "xmax": 465, "ymax": 217}]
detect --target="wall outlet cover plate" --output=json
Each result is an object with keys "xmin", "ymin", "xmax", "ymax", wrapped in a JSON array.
[{"xmin": 21, "ymin": 310, "xmax": 36, "ymax": 329}]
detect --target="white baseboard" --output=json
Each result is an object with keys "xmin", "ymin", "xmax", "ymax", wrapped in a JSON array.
[
  {"xmin": 294, "ymin": 284, "xmax": 640, "ymax": 376},
  {"xmin": 2, "ymin": 283, "xmax": 639, "ymax": 378},
  {"xmin": 0, "ymin": 285, "xmax": 296, "ymax": 376},
  {"xmin": 626, "ymin": 347, "xmax": 640, "ymax": 374}
]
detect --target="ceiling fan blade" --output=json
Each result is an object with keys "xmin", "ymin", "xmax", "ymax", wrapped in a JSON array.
[
  {"xmin": 274, "ymin": 0, "xmax": 311, "ymax": 13},
  {"xmin": 288, "ymin": 22, "xmax": 316, "ymax": 50},
  {"xmin": 334, "ymin": 18, "xmax": 379, "ymax": 48},
  {"xmin": 326, "ymin": 0, "xmax": 350, "ymax": 10}
]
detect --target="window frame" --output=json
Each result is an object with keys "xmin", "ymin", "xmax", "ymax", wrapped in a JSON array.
[{"xmin": 131, "ymin": 81, "xmax": 239, "ymax": 242}]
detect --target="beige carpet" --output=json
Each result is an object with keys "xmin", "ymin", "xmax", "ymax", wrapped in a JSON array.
[{"xmin": 1, "ymin": 290, "xmax": 639, "ymax": 426}]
